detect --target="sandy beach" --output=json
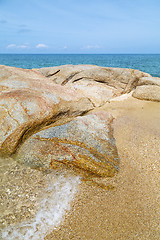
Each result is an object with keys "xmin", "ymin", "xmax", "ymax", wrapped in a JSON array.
[
  {"xmin": 0, "ymin": 65, "xmax": 160, "ymax": 240},
  {"xmin": 1, "ymin": 0, "xmax": 160, "ymax": 238},
  {"xmin": 46, "ymin": 96, "xmax": 160, "ymax": 240}
]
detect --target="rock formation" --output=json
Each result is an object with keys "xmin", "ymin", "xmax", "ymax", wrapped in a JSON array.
[
  {"xmin": 132, "ymin": 85, "xmax": 160, "ymax": 102},
  {"xmin": 0, "ymin": 64, "xmax": 160, "ymax": 179},
  {"xmin": 14, "ymin": 111, "xmax": 119, "ymax": 177},
  {"xmin": 38, "ymin": 65, "xmax": 152, "ymax": 106},
  {"xmin": 133, "ymin": 76, "xmax": 160, "ymax": 101},
  {"xmin": 38, "ymin": 64, "xmax": 160, "ymax": 102},
  {"xmin": 0, "ymin": 65, "xmax": 94, "ymax": 156}
]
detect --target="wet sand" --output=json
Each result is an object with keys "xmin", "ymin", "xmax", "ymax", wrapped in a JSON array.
[{"xmin": 46, "ymin": 97, "xmax": 160, "ymax": 240}]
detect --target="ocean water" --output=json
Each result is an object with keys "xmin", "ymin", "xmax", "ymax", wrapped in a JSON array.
[{"xmin": 0, "ymin": 54, "xmax": 160, "ymax": 77}]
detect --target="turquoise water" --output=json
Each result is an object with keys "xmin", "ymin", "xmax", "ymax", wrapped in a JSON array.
[{"xmin": 0, "ymin": 54, "xmax": 160, "ymax": 77}]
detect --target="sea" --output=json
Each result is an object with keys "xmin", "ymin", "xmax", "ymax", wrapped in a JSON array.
[{"xmin": 0, "ymin": 54, "xmax": 160, "ymax": 77}]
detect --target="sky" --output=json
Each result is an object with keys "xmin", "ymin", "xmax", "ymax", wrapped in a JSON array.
[{"xmin": 0, "ymin": 0, "xmax": 160, "ymax": 54}]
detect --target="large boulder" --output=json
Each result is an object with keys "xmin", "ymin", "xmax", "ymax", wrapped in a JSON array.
[
  {"xmin": 0, "ymin": 65, "xmax": 94, "ymax": 156},
  {"xmin": 38, "ymin": 65, "xmax": 150, "ymax": 95},
  {"xmin": 132, "ymin": 75, "xmax": 160, "ymax": 102},
  {"xmin": 14, "ymin": 111, "xmax": 119, "ymax": 177},
  {"xmin": 132, "ymin": 85, "xmax": 160, "ymax": 102},
  {"xmin": 137, "ymin": 76, "xmax": 160, "ymax": 87},
  {"xmin": 1, "ymin": 64, "xmax": 159, "ymax": 178},
  {"xmin": 0, "ymin": 65, "xmax": 119, "ymax": 179}
]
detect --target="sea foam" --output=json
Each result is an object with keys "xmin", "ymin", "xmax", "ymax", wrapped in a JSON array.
[{"xmin": 1, "ymin": 173, "xmax": 81, "ymax": 240}]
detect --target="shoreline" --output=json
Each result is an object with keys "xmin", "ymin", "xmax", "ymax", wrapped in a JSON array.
[
  {"xmin": 0, "ymin": 55, "xmax": 160, "ymax": 78},
  {"xmin": 46, "ymin": 96, "xmax": 160, "ymax": 240},
  {"xmin": 0, "ymin": 65, "xmax": 160, "ymax": 239}
]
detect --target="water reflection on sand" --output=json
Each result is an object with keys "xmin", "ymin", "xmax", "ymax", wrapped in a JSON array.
[{"xmin": 0, "ymin": 157, "xmax": 80, "ymax": 240}]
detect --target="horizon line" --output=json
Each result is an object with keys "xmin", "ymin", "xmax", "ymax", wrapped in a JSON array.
[{"xmin": 0, "ymin": 53, "xmax": 160, "ymax": 55}]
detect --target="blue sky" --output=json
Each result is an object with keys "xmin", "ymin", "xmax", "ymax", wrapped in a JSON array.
[{"xmin": 0, "ymin": 0, "xmax": 160, "ymax": 53}]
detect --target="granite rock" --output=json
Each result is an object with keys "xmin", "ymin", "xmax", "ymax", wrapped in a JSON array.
[
  {"xmin": 132, "ymin": 85, "xmax": 160, "ymax": 102},
  {"xmin": 137, "ymin": 76, "xmax": 160, "ymax": 87},
  {"xmin": 14, "ymin": 111, "xmax": 119, "ymax": 177},
  {"xmin": 0, "ymin": 65, "xmax": 94, "ymax": 156},
  {"xmin": 38, "ymin": 64, "xmax": 150, "ymax": 94},
  {"xmin": 1, "ymin": 64, "xmax": 159, "ymax": 178}
]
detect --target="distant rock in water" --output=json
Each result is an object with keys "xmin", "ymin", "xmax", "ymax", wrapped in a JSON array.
[{"xmin": 0, "ymin": 64, "xmax": 159, "ymax": 179}]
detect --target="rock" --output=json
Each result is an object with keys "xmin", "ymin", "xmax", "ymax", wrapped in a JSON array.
[
  {"xmin": 0, "ymin": 65, "xmax": 94, "ymax": 156},
  {"xmin": 38, "ymin": 65, "xmax": 150, "ymax": 94},
  {"xmin": 14, "ymin": 111, "xmax": 119, "ymax": 177},
  {"xmin": 137, "ymin": 76, "xmax": 160, "ymax": 87},
  {"xmin": 67, "ymin": 80, "xmax": 118, "ymax": 107},
  {"xmin": 132, "ymin": 85, "xmax": 160, "ymax": 102},
  {"xmin": 1, "ymin": 64, "xmax": 158, "ymax": 178}
]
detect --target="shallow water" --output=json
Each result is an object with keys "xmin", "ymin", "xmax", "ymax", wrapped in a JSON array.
[
  {"xmin": 0, "ymin": 157, "xmax": 81, "ymax": 240},
  {"xmin": 0, "ymin": 54, "xmax": 160, "ymax": 77}
]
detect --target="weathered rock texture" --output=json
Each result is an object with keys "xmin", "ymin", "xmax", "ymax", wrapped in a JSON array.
[
  {"xmin": 38, "ymin": 64, "xmax": 160, "ymax": 102},
  {"xmin": 0, "ymin": 64, "xmax": 160, "ymax": 178},
  {"xmin": 38, "ymin": 65, "xmax": 152, "ymax": 106},
  {"xmin": 137, "ymin": 76, "xmax": 160, "ymax": 87},
  {"xmin": 14, "ymin": 111, "xmax": 119, "ymax": 177},
  {"xmin": 0, "ymin": 65, "xmax": 94, "ymax": 156},
  {"xmin": 38, "ymin": 65, "xmax": 149, "ymax": 92},
  {"xmin": 132, "ymin": 85, "xmax": 160, "ymax": 102},
  {"xmin": 132, "ymin": 76, "xmax": 160, "ymax": 102}
]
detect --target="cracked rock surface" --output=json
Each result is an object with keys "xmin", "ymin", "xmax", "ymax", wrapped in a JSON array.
[
  {"xmin": 0, "ymin": 64, "xmax": 160, "ymax": 239},
  {"xmin": 0, "ymin": 64, "xmax": 160, "ymax": 175}
]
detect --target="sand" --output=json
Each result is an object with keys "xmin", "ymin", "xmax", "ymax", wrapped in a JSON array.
[{"xmin": 45, "ymin": 96, "xmax": 160, "ymax": 240}]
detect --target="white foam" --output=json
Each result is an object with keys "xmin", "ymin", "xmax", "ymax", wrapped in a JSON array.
[{"xmin": 1, "ymin": 173, "xmax": 81, "ymax": 240}]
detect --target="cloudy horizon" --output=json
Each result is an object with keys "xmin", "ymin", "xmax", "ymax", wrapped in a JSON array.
[{"xmin": 0, "ymin": 0, "xmax": 160, "ymax": 54}]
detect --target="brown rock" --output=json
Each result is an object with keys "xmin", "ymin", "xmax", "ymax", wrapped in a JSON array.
[
  {"xmin": 14, "ymin": 111, "xmax": 119, "ymax": 177},
  {"xmin": 1, "ymin": 64, "xmax": 158, "ymax": 178},
  {"xmin": 137, "ymin": 76, "xmax": 160, "ymax": 86},
  {"xmin": 38, "ymin": 64, "xmax": 150, "ymax": 94},
  {"xmin": 132, "ymin": 85, "xmax": 160, "ymax": 102},
  {"xmin": 0, "ymin": 65, "xmax": 94, "ymax": 156}
]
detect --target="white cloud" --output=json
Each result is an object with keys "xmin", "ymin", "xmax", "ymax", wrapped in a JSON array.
[
  {"xmin": 18, "ymin": 44, "xmax": 29, "ymax": 49},
  {"xmin": 63, "ymin": 45, "xmax": 67, "ymax": 49},
  {"xmin": 36, "ymin": 44, "xmax": 48, "ymax": 48},
  {"xmin": 7, "ymin": 44, "xmax": 16, "ymax": 49},
  {"xmin": 82, "ymin": 45, "xmax": 101, "ymax": 49},
  {"xmin": 6, "ymin": 44, "xmax": 29, "ymax": 49}
]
